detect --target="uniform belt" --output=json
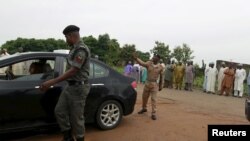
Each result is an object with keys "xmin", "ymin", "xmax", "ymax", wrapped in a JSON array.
[{"xmin": 67, "ymin": 80, "xmax": 88, "ymax": 86}]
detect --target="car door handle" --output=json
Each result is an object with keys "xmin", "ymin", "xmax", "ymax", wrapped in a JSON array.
[
  {"xmin": 35, "ymin": 86, "xmax": 54, "ymax": 89},
  {"xmin": 91, "ymin": 84, "xmax": 104, "ymax": 86}
]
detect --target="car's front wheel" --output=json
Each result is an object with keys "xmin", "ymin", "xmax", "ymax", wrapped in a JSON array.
[{"xmin": 96, "ymin": 100, "xmax": 123, "ymax": 130}]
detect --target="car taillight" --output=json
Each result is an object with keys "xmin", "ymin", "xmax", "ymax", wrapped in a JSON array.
[{"xmin": 131, "ymin": 81, "xmax": 137, "ymax": 89}]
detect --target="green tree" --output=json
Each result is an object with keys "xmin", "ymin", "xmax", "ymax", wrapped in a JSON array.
[
  {"xmin": 136, "ymin": 50, "xmax": 150, "ymax": 62},
  {"xmin": 82, "ymin": 35, "xmax": 98, "ymax": 58},
  {"xmin": 171, "ymin": 46, "xmax": 183, "ymax": 62},
  {"xmin": 182, "ymin": 43, "xmax": 194, "ymax": 63},
  {"xmin": 120, "ymin": 44, "xmax": 136, "ymax": 64},
  {"xmin": 83, "ymin": 34, "xmax": 121, "ymax": 65},
  {"xmin": 96, "ymin": 34, "xmax": 110, "ymax": 62},
  {"xmin": 1, "ymin": 38, "xmax": 67, "ymax": 54},
  {"xmin": 150, "ymin": 41, "xmax": 171, "ymax": 62},
  {"xmin": 104, "ymin": 39, "xmax": 121, "ymax": 66},
  {"xmin": 171, "ymin": 43, "xmax": 194, "ymax": 64}
]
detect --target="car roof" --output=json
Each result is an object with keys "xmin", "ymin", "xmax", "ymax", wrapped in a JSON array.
[
  {"xmin": 53, "ymin": 49, "xmax": 70, "ymax": 54},
  {"xmin": 0, "ymin": 52, "xmax": 107, "ymax": 68},
  {"xmin": 0, "ymin": 52, "xmax": 67, "ymax": 60}
]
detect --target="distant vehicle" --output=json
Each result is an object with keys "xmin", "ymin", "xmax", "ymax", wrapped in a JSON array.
[{"xmin": 0, "ymin": 51, "xmax": 137, "ymax": 133}]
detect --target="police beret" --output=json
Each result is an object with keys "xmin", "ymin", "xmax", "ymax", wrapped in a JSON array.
[{"xmin": 63, "ymin": 25, "xmax": 80, "ymax": 35}]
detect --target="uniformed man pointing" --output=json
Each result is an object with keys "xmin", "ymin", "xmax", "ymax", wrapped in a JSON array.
[
  {"xmin": 40, "ymin": 25, "xmax": 90, "ymax": 141},
  {"xmin": 133, "ymin": 53, "xmax": 164, "ymax": 120}
]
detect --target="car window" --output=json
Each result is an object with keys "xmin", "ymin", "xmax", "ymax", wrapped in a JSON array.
[
  {"xmin": 94, "ymin": 63, "xmax": 108, "ymax": 78},
  {"xmin": 0, "ymin": 59, "xmax": 55, "ymax": 81},
  {"xmin": 89, "ymin": 62, "xmax": 93, "ymax": 78},
  {"xmin": 63, "ymin": 59, "xmax": 107, "ymax": 79}
]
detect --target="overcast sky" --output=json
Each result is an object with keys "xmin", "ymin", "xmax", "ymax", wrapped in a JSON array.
[{"xmin": 0, "ymin": 0, "xmax": 250, "ymax": 66}]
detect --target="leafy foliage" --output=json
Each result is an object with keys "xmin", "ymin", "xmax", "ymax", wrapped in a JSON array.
[
  {"xmin": 136, "ymin": 50, "xmax": 150, "ymax": 62},
  {"xmin": 171, "ymin": 43, "xmax": 194, "ymax": 63},
  {"xmin": 1, "ymin": 35, "xmax": 195, "ymax": 68},
  {"xmin": 120, "ymin": 44, "xmax": 136, "ymax": 63},
  {"xmin": 171, "ymin": 46, "xmax": 183, "ymax": 62},
  {"xmin": 150, "ymin": 41, "xmax": 171, "ymax": 62},
  {"xmin": 1, "ymin": 38, "xmax": 67, "ymax": 54}
]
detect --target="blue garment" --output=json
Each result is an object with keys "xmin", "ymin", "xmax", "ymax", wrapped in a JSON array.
[
  {"xmin": 141, "ymin": 67, "xmax": 147, "ymax": 84},
  {"xmin": 124, "ymin": 64, "xmax": 132, "ymax": 76}
]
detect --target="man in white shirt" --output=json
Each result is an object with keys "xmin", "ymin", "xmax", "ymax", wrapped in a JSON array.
[
  {"xmin": 206, "ymin": 62, "xmax": 218, "ymax": 94},
  {"xmin": 234, "ymin": 64, "xmax": 246, "ymax": 97}
]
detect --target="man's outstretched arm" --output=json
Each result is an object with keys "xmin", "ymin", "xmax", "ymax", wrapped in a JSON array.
[{"xmin": 132, "ymin": 53, "xmax": 148, "ymax": 68}]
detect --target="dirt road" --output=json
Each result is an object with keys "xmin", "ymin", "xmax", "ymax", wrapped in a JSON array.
[{"xmin": 13, "ymin": 84, "xmax": 249, "ymax": 141}]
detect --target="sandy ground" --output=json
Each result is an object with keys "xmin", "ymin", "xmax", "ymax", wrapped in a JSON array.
[{"xmin": 8, "ymin": 84, "xmax": 249, "ymax": 141}]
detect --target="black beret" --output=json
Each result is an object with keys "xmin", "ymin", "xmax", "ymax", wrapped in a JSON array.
[{"xmin": 63, "ymin": 25, "xmax": 80, "ymax": 35}]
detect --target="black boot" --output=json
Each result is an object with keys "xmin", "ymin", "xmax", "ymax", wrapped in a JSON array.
[
  {"xmin": 76, "ymin": 137, "xmax": 84, "ymax": 141},
  {"xmin": 62, "ymin": 130, "xmax": 74, "ymax": 141},
  {"xmin": 138, "ymin": 109, "xmax": 147, "ymax": 114},
  {"xmin": 151, "ymin": 114, "xmax": 157, "ymax": 120}
]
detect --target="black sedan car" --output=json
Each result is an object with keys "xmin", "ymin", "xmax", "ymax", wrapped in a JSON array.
[{"xmin": 0, "ymin": 51, "xmax": 137, "ymax": 133}]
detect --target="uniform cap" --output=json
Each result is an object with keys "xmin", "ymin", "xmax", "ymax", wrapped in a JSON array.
[{"xmin": 63, "ymin": 25, "xmax": 80, "ymax": 35}]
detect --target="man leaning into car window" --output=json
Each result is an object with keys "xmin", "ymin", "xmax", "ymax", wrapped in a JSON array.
[{"xmin": 40, "ymin": 25, "xmax": 90, "ymax": 141}]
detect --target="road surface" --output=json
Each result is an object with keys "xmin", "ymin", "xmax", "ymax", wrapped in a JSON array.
[{"xmin": 7, "ymin": 84, "xmax": 249, "ymax": 141}]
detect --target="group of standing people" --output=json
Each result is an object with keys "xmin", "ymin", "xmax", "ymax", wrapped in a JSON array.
[
  {"xmin": 123, "ymin": 61, "xmax": 148, "ymax": 84},
  {"xmin": 204, "ymin": 62, "xmax": 249, "ymax": 98},
  {"xmin": 164, "ymin": 60, "xmax": 194, "ymax": 91}
]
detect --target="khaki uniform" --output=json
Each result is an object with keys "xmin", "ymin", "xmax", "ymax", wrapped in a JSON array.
[
  {"xmin": 136, "ymin": 58, "xmax": 163, "ymax": 114},
  {"xmin": 55, "ymin": 40, "xmax": 90, "ymax": 139}
]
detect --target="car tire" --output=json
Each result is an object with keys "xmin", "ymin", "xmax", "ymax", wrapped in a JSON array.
[{"xmin": 96, "ymin": 100, "xmax": 123, "ymax": 130}]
